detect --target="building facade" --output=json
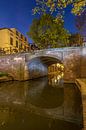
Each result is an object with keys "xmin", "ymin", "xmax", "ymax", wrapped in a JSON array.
[
  {"xmin": 0, "ymin": 28, "xmax": 29, "ymax": 54},
  {"xmin": 82, "ymin": 36, "xmax": 86, "ymax": 46},
  {"xmin": 48, "ymin": 63, "xmax": 64, "ymax": 75}
]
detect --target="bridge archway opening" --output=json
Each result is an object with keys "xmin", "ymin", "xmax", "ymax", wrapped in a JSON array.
[
  {"xmin": 28, "ymin": 56, "xmax": 63, "ymax": 66},
  {"xmin": 28, "ymin": 56, "xmax": 64, "ymax": 81}
]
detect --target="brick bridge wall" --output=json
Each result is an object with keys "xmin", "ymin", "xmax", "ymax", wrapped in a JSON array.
[
  {"xmin": 0, "ymin": 53, "xmax": 48, "ymax": 80},
  {"xmin": 0, "ymin": 47, "xmax": 86, "ymax": 81},
  {"xmin": 63, "ymin": 47, "xmax": 86, "ymax": 81}
]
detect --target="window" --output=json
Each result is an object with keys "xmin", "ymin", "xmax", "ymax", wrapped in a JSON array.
[
  {"xmin": 25, "ymin": 37, "xmax": 27, "ymax": 41},
  {"xmin": 16, "ymin": 31, "xmax": 19, "ymax": 36},
  {"xmin": 16, "ymin": 41, "xmax": 18, "ymax": 48},
  {"xmin": 21, "ymin": 34, "xmax": 23, "ymax": 39},
  {"xmin": 19, "ymin": 43, "xmax": 22, "ymax": 49},
  {"xmin": 16, "ymin": 37, "xmax": 18, "ymax": 39},
  {"xmin": 21, "ymin": 43, "xmax": 22, "ymax": 48},
  {"xmin": 10, "ymin": 33, "xmax": 13, "ymax": 36},
  {"xmin": 24, "ymin": 46, "xmax": 26, "ymax": 51},
  {"xmin": 10, "ymin": 37, "xmax": 13, "ymax": 45}
]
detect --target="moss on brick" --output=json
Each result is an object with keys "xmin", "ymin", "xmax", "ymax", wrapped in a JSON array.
[{"xmin": 0, "ymin": 72, "xmax": 8, "ymax": 77}]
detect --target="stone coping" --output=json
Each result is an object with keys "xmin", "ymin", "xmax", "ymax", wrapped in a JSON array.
[
  {"xmin": 0, "ymin": 76, "xmax": 12, "ymax": 82},
  {"xmin": 76, "ymin": 79, "xmax": 86, "ymax": 86}
]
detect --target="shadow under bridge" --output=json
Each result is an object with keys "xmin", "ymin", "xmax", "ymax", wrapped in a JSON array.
[{"xmin": 26, "ymin": 56, "xmax": 63, "ymax": 79}]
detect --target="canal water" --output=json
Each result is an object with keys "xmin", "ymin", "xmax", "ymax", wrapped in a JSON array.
[{"xmin": 0, "ymin": 76, "xmax": 83, "ymax": 130}]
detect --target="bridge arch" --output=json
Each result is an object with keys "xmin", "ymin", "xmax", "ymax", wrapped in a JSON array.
[
  {"xmin": 27, "ymin": 55, "xmax": 63, "ymax": 66},
  {"xmin": 26, "ymin": 55, "xmax": 63, "ymax": 79}
]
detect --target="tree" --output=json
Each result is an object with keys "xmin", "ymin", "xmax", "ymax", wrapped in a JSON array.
[
  {"xmin": 69, "ymin": 33, "xmax": 83, "ymax": 46},
  {"xmin": 33, "ymin": 0, "xmax": 86, "ymax": 16},
  {"xmin": 27, "ymin": 14, "xmax": 70, "ymax": 49}
]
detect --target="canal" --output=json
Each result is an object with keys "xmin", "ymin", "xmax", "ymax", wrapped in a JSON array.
[{"xmin": 0, "ymin": 76, "xmax": 83, "ymax": 130}]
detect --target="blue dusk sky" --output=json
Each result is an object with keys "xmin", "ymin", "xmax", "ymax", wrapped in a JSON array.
[{"xmin": 0, "ymin": 0, "xmax": 77, "ymax": 43}]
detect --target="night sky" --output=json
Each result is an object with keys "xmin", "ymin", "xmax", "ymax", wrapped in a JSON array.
[{"xmin": 0, "ymin": 0, "xmax": 77, "ymax": 43}]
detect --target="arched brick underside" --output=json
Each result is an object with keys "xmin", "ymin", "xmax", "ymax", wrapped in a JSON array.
[
  {"xmin": 25, "ymin": 56, "xmax": 62, "ymax": 79},
  {"xmin": 28, "ymin": 56, "xmax": 62, "ymax": 66}
]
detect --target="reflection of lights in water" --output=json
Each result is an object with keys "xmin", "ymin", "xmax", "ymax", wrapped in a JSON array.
[
  {"xmin": 48, "ymin": 63, "xmax": 64, "ymax": 86},
  {"xmin": 57, "ymin": 75, "xmax": 61, "ymax": 80},
  {"xmin": 61, "ymin": 72, "xmax": 64, "ymax": 77},
  {"xmin": 54, "ymin": 79, "xmax": 57, "ymax": 83},
  {"xmin": 61, "ymin": 65, "xmax": 64, "ymax": 70},
  {"xmin": 48, "ymin": 72, "xmax": 64, "ymax": 86}
]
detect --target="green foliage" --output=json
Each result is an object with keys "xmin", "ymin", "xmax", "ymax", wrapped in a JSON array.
[
  {"xmin": 27, "ymin": 14, "xmax": 70, "ymax": 49},
  {"xmin": 0, "ymin": 72, "xmax": 8, "ymax": 77},
  {"xmin": 69, "ymin": 33, "xmax": 83, "ymax": 46},
  {"xmin": 33, "ymin": 0, "xmax": 86, "ymax": 16}
]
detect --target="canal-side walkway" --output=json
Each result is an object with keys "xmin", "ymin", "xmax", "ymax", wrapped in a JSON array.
[
  {"xmin": 0, "ymin": 76, "xmax": 12, "ymax": 82},
  {"xmin": 76, "ymin": 79, "xmax": 86, "ymax": 130}
]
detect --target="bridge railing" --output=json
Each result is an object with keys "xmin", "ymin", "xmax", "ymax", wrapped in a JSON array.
[
  {"xmin": 29, "ymin": 46, "xmax": 84, "ymax": 53},
  {"xmin": 27, "ymin": 47, "xmax": 84, "ymax": 57},
  {"xmin": 0, "ymin": 46, "xmax": 86, "ymax": 57}
]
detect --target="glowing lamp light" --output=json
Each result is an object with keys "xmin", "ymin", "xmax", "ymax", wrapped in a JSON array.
[{"xmin": 54, "ymin": 79, "xmax": 57, "ymax": 83}]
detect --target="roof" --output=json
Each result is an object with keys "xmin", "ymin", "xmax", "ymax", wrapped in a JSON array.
[{"xmin": 0, "ymin": 27, "xmax": 13, "ymax": 32}]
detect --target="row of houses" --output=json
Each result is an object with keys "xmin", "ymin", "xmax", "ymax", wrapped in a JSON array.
[{"xmin": 0, "ymin": 28, "xmax": 30, "ymax": 54}]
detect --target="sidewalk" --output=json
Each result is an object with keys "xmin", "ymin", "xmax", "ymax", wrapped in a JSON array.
[{"xmin": 76, "ymin": 79, "xmax": 86, "ymax": 130}]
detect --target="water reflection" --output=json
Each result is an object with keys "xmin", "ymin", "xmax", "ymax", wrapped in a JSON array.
[
  {"xmin": 27, "ymin": 77, "xmax": 64, "ymax": 108},
  {"xmin": 0, "ymin": 76, "xmax": 83, "ymax": 130},
  {"xmin": 48, "ymin": 72, "xmax": 64, "ymax": 86}
]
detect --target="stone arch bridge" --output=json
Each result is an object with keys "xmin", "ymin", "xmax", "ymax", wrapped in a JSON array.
[{"xmin": 0, "ymin": 47, "xmax": 86, "ymax": 81}]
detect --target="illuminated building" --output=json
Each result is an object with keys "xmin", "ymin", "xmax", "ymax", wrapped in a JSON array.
[
  {"xmin": 0, "ymin": 28, "xmax": 29, "ymax": 54},
  {"xmin": 48, "ymin": 63, "xmax": 64, "ymax": 74}
]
